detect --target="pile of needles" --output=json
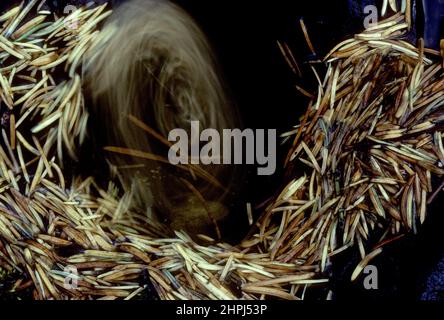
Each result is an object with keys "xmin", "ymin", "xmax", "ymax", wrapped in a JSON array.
[
  {"xmin": 0, "ymin": 0, "xmax": 443, "ymax": 300},
  {"xmin": 274, "ymin": 2, "xmax": 444, "ymax": 281}
]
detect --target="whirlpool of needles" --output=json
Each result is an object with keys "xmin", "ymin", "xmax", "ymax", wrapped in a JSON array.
[{"xmin": 1, "ymin": 0, "xmax": 444, "ymax": 301}]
